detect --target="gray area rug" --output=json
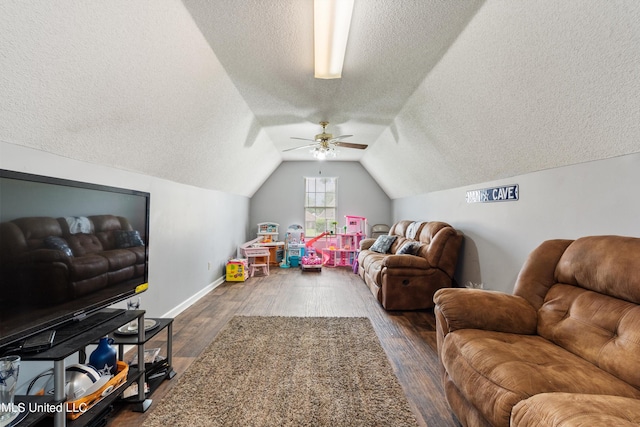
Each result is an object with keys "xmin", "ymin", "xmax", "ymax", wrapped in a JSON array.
[{"xmin": 142, "ymin": 316, "xmax": 418, "ymax": 427}]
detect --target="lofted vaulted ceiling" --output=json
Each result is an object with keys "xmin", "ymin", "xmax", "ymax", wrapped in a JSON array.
[
  {"xmin": 1, "ymin": 1, "xmax": 639, "ymax": 198},
  {"xmin": 182, "ymin": 0, "xmax": 484, "ymax": 162}
]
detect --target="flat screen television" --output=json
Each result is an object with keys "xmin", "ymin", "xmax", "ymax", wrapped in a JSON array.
[{"xmin": 0, "ymin": 169, "xmax": 149, "ymax": 350}]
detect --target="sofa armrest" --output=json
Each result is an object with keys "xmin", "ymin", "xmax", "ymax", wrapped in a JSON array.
[
  {"xmin": 360, "ymin": 238, "xmax": 376, "ymax": 251},
  {"xmin": 433, "ymin": 288, "xmax": 537, "ymax": 335},
  {"xmin": 382, "ymin": 254, "xmax": 430, "ymax": 269},
  {"xmin": 511, "ymin": 393, "xmax": 640, "ymax": 427}
]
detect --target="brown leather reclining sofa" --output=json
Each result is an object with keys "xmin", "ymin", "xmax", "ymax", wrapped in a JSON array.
[
  {"xmin": 0, "ymin": 214, "xmax": 146, "ymax": 305},
  {"xmin": 358, "ymin": 220, "xmax": 463, "ymax": 310},
  {"xmin": 434, "ymin": 235, "xmax": 640, "ymax": 427}
]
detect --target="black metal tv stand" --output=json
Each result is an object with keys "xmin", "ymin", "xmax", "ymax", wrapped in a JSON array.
[
  {"xmin": 14, "ymin": 309, "xmax": 152, "ymax": 427},
  {"xmin": 107, "ymin": 317, "xmax": 176, "ymax": 411},
  {"xmin": 53, "ymin": 308, "xmax": 124, "ymax": 346}
]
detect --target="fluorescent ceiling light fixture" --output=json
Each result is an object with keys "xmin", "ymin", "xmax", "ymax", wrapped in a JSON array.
[{"xmin": 314, "ymin": 0, "xmax": 354, "ymax": 79}]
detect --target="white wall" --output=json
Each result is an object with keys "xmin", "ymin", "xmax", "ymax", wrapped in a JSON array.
[
  {"xmin": 250, "ymin": 161, "xmax": 392, "ymax": 240},
  {"xmin": 1, "ymin": 141, "xmax": 249, "ymax": 317},
  {"xmin": 393, "ymin": 153, "xmax": 640, "ymax": 293}
]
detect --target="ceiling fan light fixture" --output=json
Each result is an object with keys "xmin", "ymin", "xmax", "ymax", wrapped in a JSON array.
[
  {"xmin": 312, "ymin": 145, "xmax": 337, "ymax": 160},
  {"xmin": 314, "ymin": 0, "xmax": 354, "ymax": 79}
]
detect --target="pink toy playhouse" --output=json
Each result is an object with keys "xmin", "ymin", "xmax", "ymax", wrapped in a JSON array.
[{"xmin": 345, "ymin": 215, "xmax": 367, "ymax": 235}]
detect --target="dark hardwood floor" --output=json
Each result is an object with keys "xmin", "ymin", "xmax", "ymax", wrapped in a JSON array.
[{"xmin": 107, "ymin": 266, "xmax": 460, "ymax": 427}]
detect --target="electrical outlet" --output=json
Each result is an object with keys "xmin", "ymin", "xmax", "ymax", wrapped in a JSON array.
[{"xmin": 208, "ymin": 262, "xmax": 211, "ymax": 271}]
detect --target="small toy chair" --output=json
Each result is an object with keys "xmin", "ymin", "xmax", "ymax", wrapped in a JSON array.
[
  {"xmin": 247, "ymin": 249, "xmax": 270, "ymax": 277},
  {"xmin": 249, "ymin": 260, "xmax": 269, "ymax": 277}
]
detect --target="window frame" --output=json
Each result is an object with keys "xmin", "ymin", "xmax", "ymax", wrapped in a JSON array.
[{"xmin": 304, "ymin": 176, "xmax": 338, "ymax": 238}]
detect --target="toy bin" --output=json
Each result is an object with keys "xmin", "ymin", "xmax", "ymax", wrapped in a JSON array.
[
  {"xmin": 226, "ymin": 259, "xmax": 248, "ymax": 282},
  {"xmin": 289, "ymin": 255, "xmax": 300, "ymax": 267},
  {"xmin": 66, "ymin": 361, "xmax": 129, "ymax": 420}
]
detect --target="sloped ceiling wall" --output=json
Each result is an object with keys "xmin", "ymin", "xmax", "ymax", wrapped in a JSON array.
[
  {"xmin": 1, "ymin": 1, "xmax": 639, "ymax": 199},
  {"xmin": 0, "ymin": 1, "xmax": 281, "ymax": 196},
  {"xmin": 180, "ymin": 0, "xmax": 485, "ymax": 165},
  {"xmin": 363, "ymin": 1, "xmax": 640, "ymax": 198}
]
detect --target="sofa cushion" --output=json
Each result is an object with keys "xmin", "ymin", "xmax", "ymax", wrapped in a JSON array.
[
  {"xmin": 359, "ymin": 251, "xmax": 387, "ymax": 284},
  {"xmin": 66, "ymin": 233, "xmax": 104, "ymax": 256},
  {"xmin": 43, "ymin": 236, "xmax": 73, "ymax": 257},
  {"xmin": 100, "ymin": 249, "xmax": 137, "ymax": 270},
  {"xmin": 91, "ymin": 215, "xmax": 126, "ymax": 232},
  {"xmin": 63, "ymin": 216, "xmax": 92, "ymax": 234},
  {"xmin": 389, "ymin": 236, "xmax": 408, "ymax": 253},
  {"xmin": 417, "ymin": 221, "xmax": 450, "ymax": 244},
  {"xmin": 114, "ymin": 230, "xmax": 145, "ymax": 248},
  {"xmin": 397, "ymin": 241, "xmax": 421, "ymax": 255},
  {"xmin": 370, "ymin": 235, "xmax": 397, "ymax": 253},
  {"xmin": 68, "ymin": 254, "xmax": 110, "ymax": 280},
  {"xmin": 12, "ymin": 217, "xmax": 63, "ymax": 250},
  {"xmin": 537, "ymin": 283, "xmax": 640, "ymax": 389},
  {"xmin": 555, "ymin": 235, "xmax": 640, "ymax": 304},
  {"xmin": 441, "ymin": 329, "xmax": 640, "ymax": 427},
  {"xmin": 388, "ymin": 220, "xmax": 414, "ymax": 238},
  {"xmin": 406, "ymin": 221, "xmax": 425, "ymax": 239},
  {"xmin": 127, "ymin": 245, "xmax": 147, "ymax": 264},
  {"xmin": 511, "ymin": 392, "xmax": 640, "ymax": 427}
]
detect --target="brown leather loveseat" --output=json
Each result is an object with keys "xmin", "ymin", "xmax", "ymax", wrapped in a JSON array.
[
  {"xmin": 358, "ymin": 220, "xmax": 462, "ymax": 310},
  {"xmin": 434, "ymin": 235, "xmax": 640, "ymax": 427},
  {"xmin": 0, "ymin": 214, "xmax": 146, "ymax": 305}
]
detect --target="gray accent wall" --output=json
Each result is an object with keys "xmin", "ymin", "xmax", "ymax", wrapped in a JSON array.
[
  {"xmin": 393, "ymin": 152, "xmax": 640, "ymax": 293},
  {"xmin": 249, "ymin": 161, "xmax": 392, "ymax": 241}
]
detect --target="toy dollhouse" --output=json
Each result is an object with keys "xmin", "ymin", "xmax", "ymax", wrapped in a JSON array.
[
  {"xmin": 323, "ymin": 215, "xmax": 366, "ymax": 268},
  {"xmin": 345, "ymin": 215, "xmax": 367, "ymax": 234}
]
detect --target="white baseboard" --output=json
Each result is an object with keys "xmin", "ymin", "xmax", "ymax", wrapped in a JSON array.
[
  {"xmin": 161, "ymin": 276, "xmax": 226, "ymax": 319},
  {"xmin": 120, "ymin": 277, "xmax": 226, "ymax": 361}
]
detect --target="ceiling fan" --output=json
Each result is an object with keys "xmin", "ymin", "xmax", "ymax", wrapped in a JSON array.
[{"xmin": 284, "ymin": 121, "xmax": 368, "ymax": 159}]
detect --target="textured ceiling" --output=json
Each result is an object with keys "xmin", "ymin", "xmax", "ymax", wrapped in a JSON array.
[
  {"xmin": 182, "ymin": 0, "xmax": 485, "ymax": 161},
  {"xmin": 1, "ymin": 1, "xmax": 639, "ymax": 198}
]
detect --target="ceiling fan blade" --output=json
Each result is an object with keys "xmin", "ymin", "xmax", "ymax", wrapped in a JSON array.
[
  {"xmin": 291, "ymin": 137, "xmax": 317, "ymax": 142},
  {"xmin": 283, "ymin": 143, "xmax": 317, "ymax": 152},
  {"xmin": 333, "ymin": 142, "xmax": 368, "ymax": 150},
  {"xmin": 330, "ymin": 134, "xmax": 353, "ymax": 141}
]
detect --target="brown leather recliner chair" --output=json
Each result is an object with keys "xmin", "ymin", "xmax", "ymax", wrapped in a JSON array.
[{"xmin": 434, "ymin": 235, "xmax": 640, "ymax": 427}]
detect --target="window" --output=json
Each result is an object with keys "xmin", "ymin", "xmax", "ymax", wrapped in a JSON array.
[{"xmin": 304, "ymin": 177, "xmax": 337, "ymax": 237}]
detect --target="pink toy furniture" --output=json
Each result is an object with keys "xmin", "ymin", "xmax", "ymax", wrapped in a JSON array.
[
  {"xmin": 242, "ymin": 246, "xmax": 270, "ymax": 277},
  {"xmin": 324, "ymin": 216, "xmax": 366, "ymax": 268}
]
